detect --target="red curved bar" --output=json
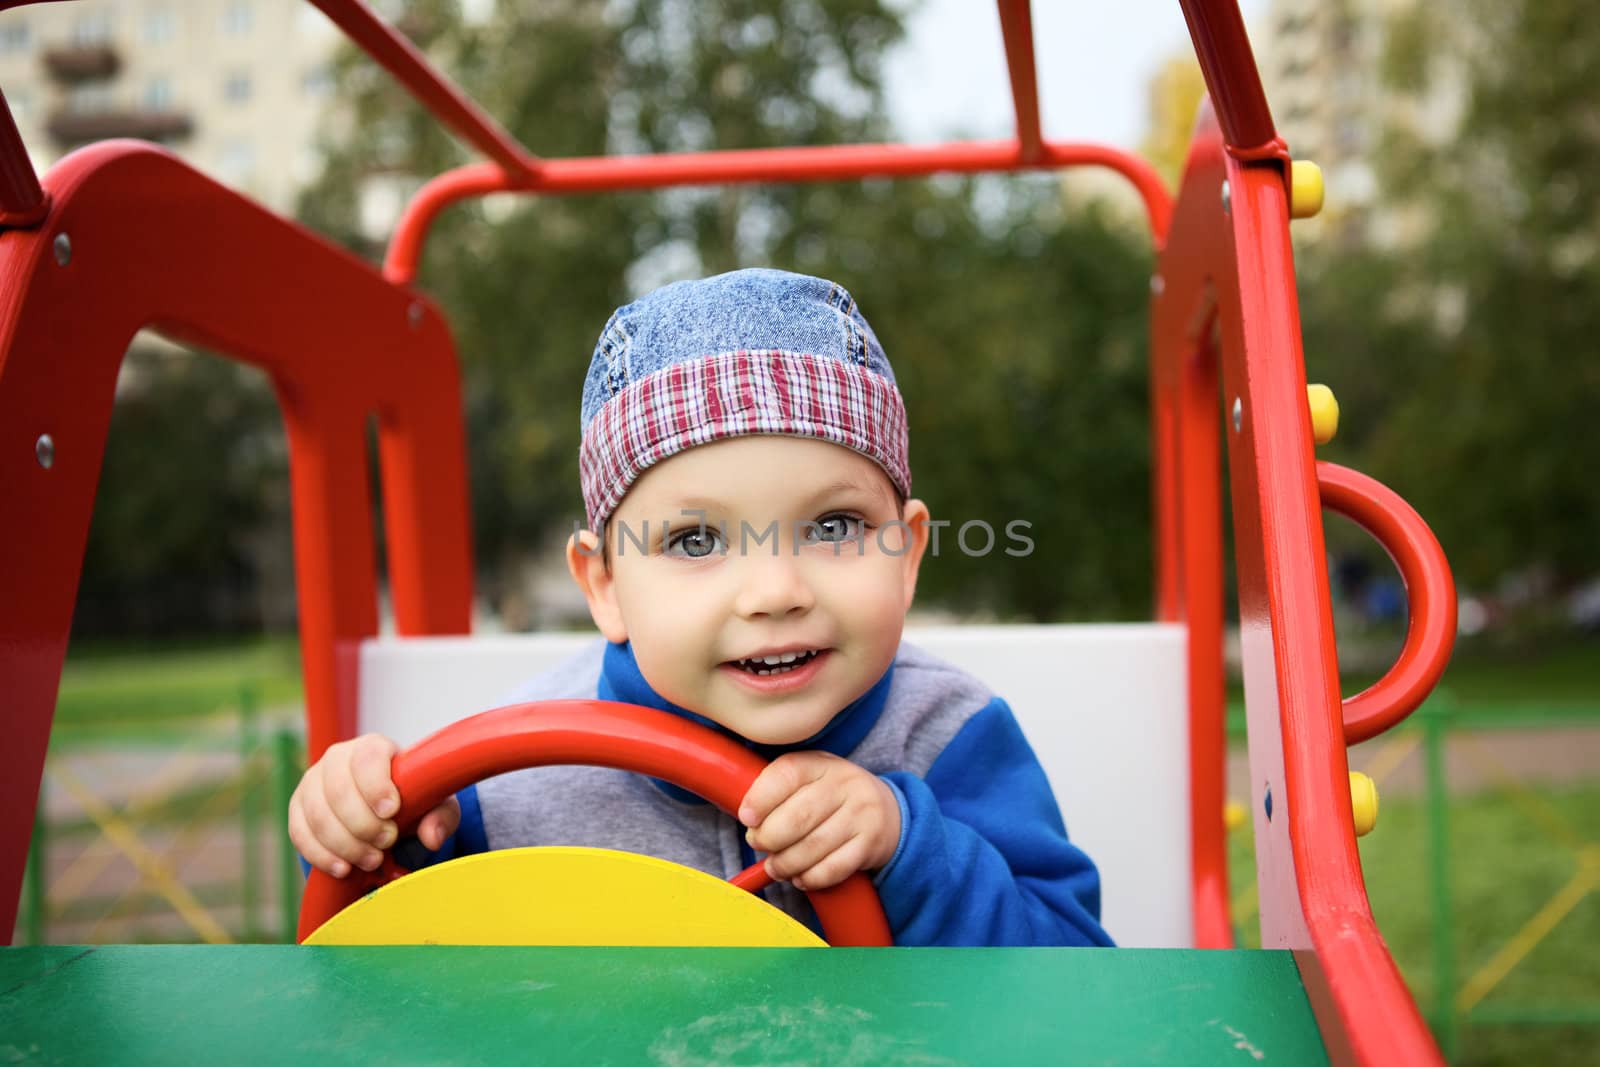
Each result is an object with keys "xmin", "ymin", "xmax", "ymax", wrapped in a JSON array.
[
  {"xmin": 1317, "ymin": 462, "xmax": 1457, "ymax": 745},
  {"xmin": 298, "ymin": 700, "xmax": 892, "ymax": 948},
  {"xmin": 383, "ymin": 140, "xmax": 1173, "ymax": 284}
]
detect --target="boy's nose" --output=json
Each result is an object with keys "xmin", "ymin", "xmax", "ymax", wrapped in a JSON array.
[{"xmin": 733, "ymin": 552, "xmax": 815, "ymax": 620}]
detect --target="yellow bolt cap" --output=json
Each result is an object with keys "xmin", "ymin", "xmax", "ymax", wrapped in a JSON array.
[
  {"xmin": 1307, "ymin": 383, "xmax": 1339, "ymax": 444},
  {"xmin": 1350, "ymin": 771, "xmax": 1379, "ymax": 836},
  {"xmin": 1290, "ymin": 160, "xmax": 1324, "ymax": 219}
]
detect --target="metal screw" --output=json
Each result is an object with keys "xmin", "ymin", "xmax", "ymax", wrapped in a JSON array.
[
  {"xmin": 1232, "ymin": 397, "xmax": 1243, "ymax": 433},
  {"xmin": 35, "ymin": 434, "xmax": 55, "ymax": 469},
  {"xmin": 1150, "ymin": 274, "xmax": 1165, "ymax": 295},
  {"xmin": 407, "ymin": 301, "xmax": 424, "ymax": 328},
  {"xmin": 1221, "ymin": 180, "xmax": 1232, "ymax": 216},
  {"xmin": 52, "ymin": 233, "xmax": 72, "ymax": 267},
  {"xmin": 1263, "ymin": 783, "xmax": 1274, "ymax": 822}
]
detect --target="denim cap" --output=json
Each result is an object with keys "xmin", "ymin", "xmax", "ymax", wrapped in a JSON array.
[{"xmin": 579, "ymin": 268, "xmax": 911, "ymax": 530}]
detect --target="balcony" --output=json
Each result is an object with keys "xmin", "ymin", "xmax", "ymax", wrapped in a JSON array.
[
  {"xmin": 41, "ymin": 45, "xmax": 121, "ymax": 83},
  {"xmin": 46, "ymin": 108, "xmax": 194, "ymax": 147}
]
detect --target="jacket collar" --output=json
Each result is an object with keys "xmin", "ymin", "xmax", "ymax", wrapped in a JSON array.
[{"xmin": 596, "ymin": 640, "xmax": 893, "ymax": 802}]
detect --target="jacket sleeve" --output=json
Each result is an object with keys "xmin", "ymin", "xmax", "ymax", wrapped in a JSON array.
[{"xmin": 873, "ymin": 697, "xmax": 1113, "ymax": 947}]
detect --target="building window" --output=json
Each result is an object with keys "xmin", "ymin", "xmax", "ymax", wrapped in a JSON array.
[
  {"xmin": 301, "ymin": 64, "xmax": 333, "ymax": 98},
  {"xmin": 67, "ymin": 82, "xmax": 116, "ymax": 115},
  {"xmin": 223, "ymin": 71, "xmax": 252, "ymax": 104},
  {"xmin": 222, "ymin": 1, "xmax": 253, "ymax": 36},
  {"xmin": 144, "ymin": 10, "xmax": 175, "ymax": 44},
  {"xmin": 143, "ymin": 77, "xmax": 172, "ymax": 112},
  {"xmin": 71, "ymin": 12, "xmax": 113, "ymax": 46},
  {"xmin": 219, "ymin": 139, "xmax": 256, "ymax": 182},
  {"xmin": 0, "ymin": 21, "xmax": 31, "ymax": 55}
]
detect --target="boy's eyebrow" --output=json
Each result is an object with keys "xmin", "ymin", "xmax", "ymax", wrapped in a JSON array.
[{"xmin": 805, "ymin": 478, "xmax": 893, "ymax": 508}]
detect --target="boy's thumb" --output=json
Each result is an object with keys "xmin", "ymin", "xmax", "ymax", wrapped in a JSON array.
[{"xmin": 417, "ymin": 796, "xmax": 462, "ymax": 850}]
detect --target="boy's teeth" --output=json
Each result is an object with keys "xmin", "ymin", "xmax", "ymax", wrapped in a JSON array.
[{"xmin": 736, "ymin": 649, "xmax": 819, "ymax": 674}]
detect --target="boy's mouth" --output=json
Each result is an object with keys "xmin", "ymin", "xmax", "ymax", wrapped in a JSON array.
[{"xmin": 725, "ymin": 648, "xmax": 825, "ymax": 676}]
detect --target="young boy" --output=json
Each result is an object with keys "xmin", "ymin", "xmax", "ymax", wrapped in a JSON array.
[{"xmin": 289, "ymin": 268, "xmax": 1113, "ymax": 947}]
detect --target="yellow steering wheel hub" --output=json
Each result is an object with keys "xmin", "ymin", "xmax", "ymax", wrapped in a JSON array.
[{"xmin": 303, "ymin": 846, "xmax": 826, "ymax": 947}]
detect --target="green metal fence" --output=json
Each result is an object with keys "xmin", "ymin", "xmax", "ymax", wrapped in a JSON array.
[
  {"xmin": 17, "ymin": 684, "xmax": 304, "ymax": 948},
  {"xmin": 1231, "ymin": 692, "xmax": 1600, "ymax": 1061}
]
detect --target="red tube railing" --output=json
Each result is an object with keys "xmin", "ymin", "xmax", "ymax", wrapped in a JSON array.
[
  {"xmin": 382, "ymin": 139, "xmax": 1173, "ymax": 284},
  {"xmin": 1176, "ymin": 0, "xmax": 1285, "ymax": 161},
  {"xmin": 309, "ymin": 0, "xmax": 539, "ymax": 180}
]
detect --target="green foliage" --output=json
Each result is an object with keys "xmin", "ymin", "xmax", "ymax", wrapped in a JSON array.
[
  {"xmin": 75, "ymin": 351, "xmax": 286, "ymax": 636},
  {"xmin": 1303, "ymin": 0, "xmax": 1600, "ymax": 594}
]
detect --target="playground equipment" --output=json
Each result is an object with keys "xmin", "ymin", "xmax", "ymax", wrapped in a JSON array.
[{"xmin": 0, "ymin": 1, "xmax": 1459, "ymax": 1063}]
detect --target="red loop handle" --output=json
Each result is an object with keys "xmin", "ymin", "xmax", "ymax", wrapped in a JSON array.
[
  {"xmin": 1317, "ymin": 462, "xmax": 1457, "ymax": 744},
  {"xmin": 297, "ymin": 700, "xmax": 892, "ymax": 946}
]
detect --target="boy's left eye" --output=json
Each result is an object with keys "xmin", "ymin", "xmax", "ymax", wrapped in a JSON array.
[{"xmin": 807, "ymin": 514, "xmax": 865, "ymax": 543}]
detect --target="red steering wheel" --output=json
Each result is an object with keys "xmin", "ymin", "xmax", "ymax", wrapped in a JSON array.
[{"xmin": 297, "ymin": 699, "xmax": 893, "ymax": 946}]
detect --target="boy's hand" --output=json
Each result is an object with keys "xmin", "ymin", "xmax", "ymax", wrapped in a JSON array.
[
  {"xmin": 288, "ymin": 733, "xmax": 460, "ymax": 878},
  {"xmin": 738, "ymin": 751, "xmax": 901, "ymax": 892}
]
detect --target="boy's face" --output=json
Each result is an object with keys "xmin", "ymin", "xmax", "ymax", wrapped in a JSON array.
[{"xmin": 568, "ymin": 436, "xmax": 930, "ymax": 746}]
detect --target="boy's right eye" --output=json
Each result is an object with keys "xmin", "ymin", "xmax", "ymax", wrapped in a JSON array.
[{"xmin": 664, "ymin": 525, "xmax": 724, "ymax": 559}]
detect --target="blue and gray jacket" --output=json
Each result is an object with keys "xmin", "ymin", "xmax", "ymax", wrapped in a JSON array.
[{"xmin": 424, "ymin": 638, "xmax": 1113, "ymax": 948}]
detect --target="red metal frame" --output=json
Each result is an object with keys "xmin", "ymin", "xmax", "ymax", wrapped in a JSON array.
[
  {"xmin": 0, "ymin": 142, "xmax": 473, "ymax": 938},
  {"xmin": 1152, "ymin": 103, "xmax": 1445, "ymax": 1063},
  {"xmin": 0, "ymin": 4, "xmax": 1461, "ymax": 1062},
  {"xmin": 298, "ymin": 700, "xmax": 892, "ymax": 947}
]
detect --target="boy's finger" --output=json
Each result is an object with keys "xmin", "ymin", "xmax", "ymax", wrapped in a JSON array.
[
  {"xmin": 290, "ymin": 800, "xmax": 351, "ymax": 878},
  {"xmin": 302, "ymin": 788, "xmax": 383, "ymax": 871},
  {"xmin": 789, "ymin": 834, "xmax": 870, "ymax": 892},
  {"xmin": 764, "ymin": 806, "xmax": 854, "ymax": 882},
  {"xmin": 323, "ymin": 759, "xmax": 387, "ymax": 844},
  {"xmin": 748, "ymin": 781, "xmax": 845, "ymax": 855},
  {"xmin": 350, "ymin": 735, "xmax": 401, "ymax": 818},
  {"xmin": 737, "ymin": 752, "xmax": 827, "ymax": 827},
  {"xmin": 416, "ymin": 796, "xmax": 462, "ymax": 851}
]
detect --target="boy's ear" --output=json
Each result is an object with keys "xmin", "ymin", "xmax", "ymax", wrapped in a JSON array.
[
  {"xmin": 898, "ymin": 499, "xmax": 933, "ymax": 610},
  {"xmin": 566, "ymin": 529, "xmax": 628, "ymax": 643}
]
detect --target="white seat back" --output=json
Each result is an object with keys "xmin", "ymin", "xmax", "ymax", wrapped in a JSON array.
[{"xmin": 358, "ymin": 623, "xmax": 1191, "ymax": 947}]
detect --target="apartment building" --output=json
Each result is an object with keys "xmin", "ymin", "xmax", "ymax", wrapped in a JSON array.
[
  {"xmin": 1254, "ymin": 0, "xmax": 1466, "ymax": 245},
  {"xmin": 0, "ymin": 1, "xmax": 343, "ymax": 214}
]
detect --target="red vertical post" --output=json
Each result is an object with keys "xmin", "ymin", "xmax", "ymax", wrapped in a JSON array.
[{"xmin": 996, "ymin": 0, "xmax": 1043, "ymax": 162}]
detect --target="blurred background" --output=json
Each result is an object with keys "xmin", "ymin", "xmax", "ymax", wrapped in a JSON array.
[{"xmin": 2, "ymin": 1, "xmax": 1594, "ymax": 1062}]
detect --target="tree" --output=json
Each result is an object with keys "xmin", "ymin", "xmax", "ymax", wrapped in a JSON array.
[{"xmin": 1298, "ymin": 0, "xmax": 1600, "ymax": 592}]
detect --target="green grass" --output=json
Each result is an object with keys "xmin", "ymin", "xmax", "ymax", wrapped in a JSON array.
[
  {"xmin": 1230, "ymin": 784, "xmax": 1600, "ymax": 1066},
  {"xmin": 52, "ymin": 636, "xmax": 303, "ymax": 746}
]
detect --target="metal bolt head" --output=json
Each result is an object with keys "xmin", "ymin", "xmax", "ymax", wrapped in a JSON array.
[
  {"xmin": 1149, "ymin": 274, "xmax": 1165, "ymax": 295},
  {"xmin": 407, "ymin": 301, "xmax": 424, "ymax": 328},
  {"xmin": 52, "ymin": 233, "xmax": 72, "ymax": 266},
  {"xmin": 35, "ymin": 434, "xmax": 55, "ymax": 469},
  {"xmin": 1232, "ymin": 397, "xmax": 1243, "ymax": 432},
  {"xmin": 1221, "ymin": 180, "xmax": 1232, "ymax": 216},
  {"xmin": 1263, "ymin": 784, "xmax": 1274, "ymax": 822}
]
